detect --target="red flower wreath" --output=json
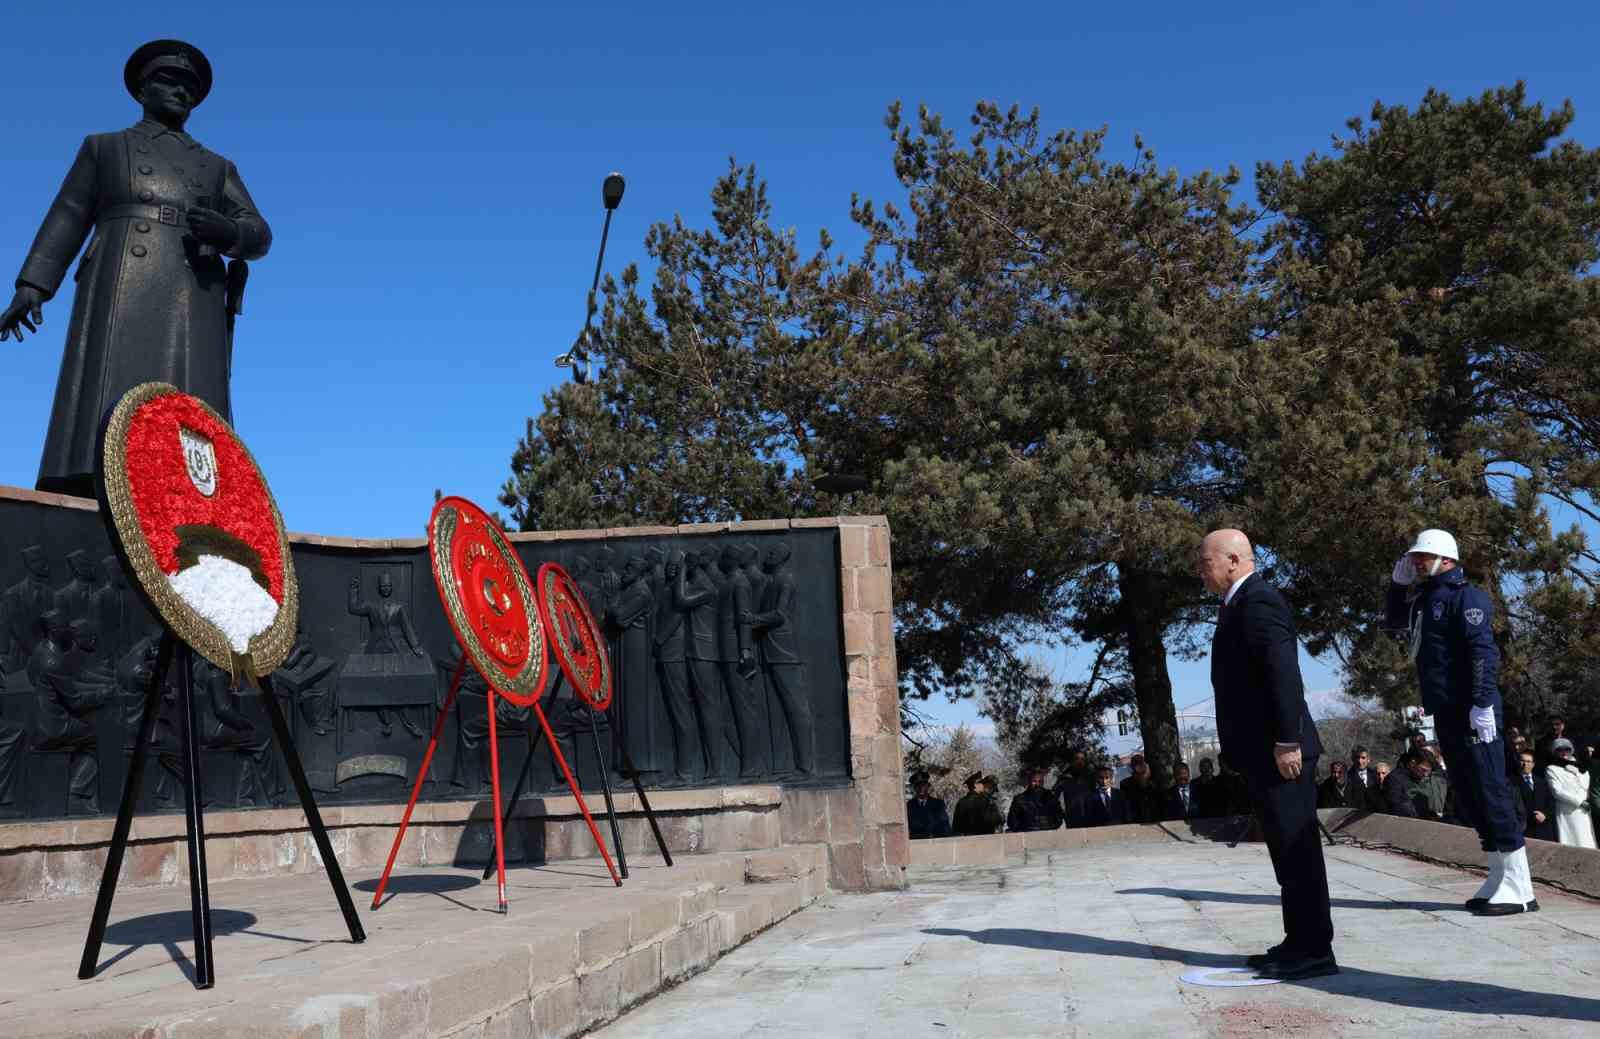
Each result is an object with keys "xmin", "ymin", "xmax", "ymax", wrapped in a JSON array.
[{"xmin": 101, "ymin": 383, "xmax": 297, "ymax": 675}]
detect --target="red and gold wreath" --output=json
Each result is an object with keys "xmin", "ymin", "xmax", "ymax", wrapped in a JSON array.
[
  {"xmin": 99, "ymin": 382, "xmax": 297, "ymax": 676},
  {"xmin": 536, "ymin": 562, "xmax": 612, "ymax": 711},
  {"xmin": 428, "ymin": 496, "xmax": 547, "ymax": 707}
]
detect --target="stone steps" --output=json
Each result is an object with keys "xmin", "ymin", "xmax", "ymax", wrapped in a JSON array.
[{"xmin": 0, "ymin": 844, "xmax": 829, "ymax": 1038}]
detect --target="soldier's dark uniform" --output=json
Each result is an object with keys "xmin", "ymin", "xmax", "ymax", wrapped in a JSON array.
[
  {"xmin": 952, "ymin": 789, "xmax": 1001, "ymax": 836},
  {"xmin": 13, "ymin": 43, "xmax": 271, "ymax": 496},
  {"xmin": 1386, "ymin": 567, "xmax": 1521, "ymax": 854}
]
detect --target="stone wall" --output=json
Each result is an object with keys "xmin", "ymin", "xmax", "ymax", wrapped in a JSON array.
[{"xmin": 0, "ymin": 498, "xmax": 907, "ymax": 899}]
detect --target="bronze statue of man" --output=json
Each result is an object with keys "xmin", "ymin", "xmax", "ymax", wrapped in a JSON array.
[{"xmin": 1, "ymin": 40, "xmax": 271, "ymax": 497}]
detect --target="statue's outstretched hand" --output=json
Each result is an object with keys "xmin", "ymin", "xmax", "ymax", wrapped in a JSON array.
[
  {"xmin": 0, "ymin": 285, "xmax": 45, "ymax": 342},
  {"xmin": 186, "ymin": 206, "xmax": 239, "ymax": 250}
]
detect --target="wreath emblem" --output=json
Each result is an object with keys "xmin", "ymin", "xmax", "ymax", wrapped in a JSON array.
[{"xmin": 180, "ymin": 426, "xmax": 218, "ymax": 497}]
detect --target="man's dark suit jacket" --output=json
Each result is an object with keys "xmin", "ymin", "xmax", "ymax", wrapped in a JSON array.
[
  {"xmin": 1348, "ymin": 767, "xmax": 1385, "ymax": 810},
  {"xmin": 1159, "ymin": 783, "xmax": 1203, "ymax": 821},
  {"xmin": 1212, "ymin": 573, "xmax": 1323, "ymax": 779},
  {"xmin": 1070, "ymin": 787, "xmax": 1126, "ymax": 827},
  {"xmin": 1515, "ymin": 771, "xmax": 1555, "ymax": 841},
  {"xmin": 1317, "ymin": 778, "xmax": 1359, "ymax": 809}
]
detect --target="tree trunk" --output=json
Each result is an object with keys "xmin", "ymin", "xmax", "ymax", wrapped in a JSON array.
[{"xmin": 1119, "ymin": 567, "xmax": 1182, "ymax": 787}]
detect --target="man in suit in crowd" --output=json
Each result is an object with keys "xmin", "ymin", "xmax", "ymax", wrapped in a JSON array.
[
  {"xmin": 1515, "ymin": 750, "xmax": 1555, "ymax": 841},
  {"xmin": 905, "ymin": 771, "xmax": 951, "ymax": 840},
  {"xmin": 1120, "ymin": 753, "xmax": 1159, "ymax": 824},
  {"xmin": 1007, "ymin": 767, "xmax": 1063, "ymax": 832},
  {"xmin": 1070, "ymin": 765, "xmax": 1126, "ymax": 827},
  {"xmin": 1213, "ymin": 753, "xmax": 1254, "ymax": 816},
  {"xmin": 1318, "ymin": 760, "xmax": 1359, "ymax": 809},
  {"xmin": 1160, "ymin": 763, "xmax": 1203, "ymax": 822},
  {"xmin": 1052, "ymin": 750, "xmax": 1094, "ymax": 817},
  {"xmin": 1349, "ymin": 746, "xmax": 1383, "ymax": 809},
  {"xmin": 1199, "ymin": 528, "xmax": 1335, "ymax": 980},
  {"xmin": 1191, "ymin": 758, "xmax": 1219, "ymax": 817},
  {"xmin": 1507, "ymin": 733, "xmax": 1530, "ymax": 779}
]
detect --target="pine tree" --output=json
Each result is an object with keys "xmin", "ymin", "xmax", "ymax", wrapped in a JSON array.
[{"xmin": 1255, "ymin": 84, "xmax": 1600, "ymax": 723}]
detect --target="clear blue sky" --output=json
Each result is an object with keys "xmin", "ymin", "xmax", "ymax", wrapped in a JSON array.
[{"xmin": 4, "ymin": 3, "xmax": 1597, "ymax": 736}]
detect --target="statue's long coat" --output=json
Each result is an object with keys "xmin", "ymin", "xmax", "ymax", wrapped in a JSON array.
[{"xmin": 15, "ymin": 119, "xmax": 271, "ymax": 494}]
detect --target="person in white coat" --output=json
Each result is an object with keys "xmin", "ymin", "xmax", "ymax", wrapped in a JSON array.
[{"xmin": 1544, "ymin": 739, "xmax": 1597, "ymax": 850}]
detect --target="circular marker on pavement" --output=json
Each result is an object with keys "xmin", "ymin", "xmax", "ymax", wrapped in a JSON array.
[{"xmin": 1179, "ymin": 966, "xmax": 1283, "ymax": 987}]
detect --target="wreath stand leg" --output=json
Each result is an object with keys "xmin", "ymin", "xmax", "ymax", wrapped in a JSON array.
[
  {"xmin": 485, "ymin": 685, "xmax": 509, "ymax": 912},
  {"xmin": 371, "ymin": 656, "xmax": 467, "ymax": 910},
  {"xmin": 173, "ymin": 645, "xmax": 217, "ymax": 987},
  {"xmin": 533, "ymin": 701, "xmax": 622, "ymax": 887},
  {"xmin": 482, "ymin": 708, "xmax": 546, "ymax": 880},
  {"xmin": 78, "ymin": 631, "xmax": 177, "ymax": 980},
  {"xmin": 586, "ymin": 707, "xmax": 629, "ymax": 879},
  {"xmin": 618, "ymin": 745, "xmax": 673, "ymax": 867},
  {"xmin": 257, "ymin": 674, "xmax": 364, "ymax": 942}
]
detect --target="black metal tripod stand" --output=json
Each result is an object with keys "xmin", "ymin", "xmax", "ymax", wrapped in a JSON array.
[{"xmin": 77, "ymin": 632, "xmax": 366, "ymax": 989}]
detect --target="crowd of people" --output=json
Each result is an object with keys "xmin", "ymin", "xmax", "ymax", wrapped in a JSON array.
[
  {"xmin": 1363, "ymin": 722, "xmax": 1600, "ymax": 850},
  {"xmin": 905, "ymin": 724, "xmax": 1600, "ymax": 849},
  {"xmin": 904, "ymin": 750, "xmax": 1251, "ymax": 837}
]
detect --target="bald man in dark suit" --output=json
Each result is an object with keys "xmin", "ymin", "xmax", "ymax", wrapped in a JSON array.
[{"xmin": 1200, "ymin": 528, "xmax": 1335, "ymax": 980}]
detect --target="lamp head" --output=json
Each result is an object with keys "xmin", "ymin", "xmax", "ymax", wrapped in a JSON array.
[{"xmin": 603, "ymin": 172, "xmax": 626, "ymax": 211}]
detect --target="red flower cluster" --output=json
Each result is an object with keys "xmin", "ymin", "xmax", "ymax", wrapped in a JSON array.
[{"xmin": 124, "ymin": 394, "xmax": 285, "ymax": 603}]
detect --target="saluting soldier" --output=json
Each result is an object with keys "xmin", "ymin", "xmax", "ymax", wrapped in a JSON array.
[{"xmin": 2, "ymin": 40, "xmax": 271, "ymax": 497}]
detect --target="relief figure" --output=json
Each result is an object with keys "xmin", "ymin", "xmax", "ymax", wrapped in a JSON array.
[
  {"xmin": 746, "ymin": 542, "xmax": 815, "ymax": 775},
  {"xmin": 653, "ymin": 553, "xmax": 702, "ymax": 782},
  {"xmin": 717, "ymin": 544, "xmax": 767, "ymax": 777},
  {"xmin": 680, "ymin": 550, "xmax": 735, "ymax": 781}
]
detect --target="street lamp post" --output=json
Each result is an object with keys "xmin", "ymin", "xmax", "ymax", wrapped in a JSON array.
[{"xmin": 555, "ymin": 172, "xmax": 626, "ymax": 384}]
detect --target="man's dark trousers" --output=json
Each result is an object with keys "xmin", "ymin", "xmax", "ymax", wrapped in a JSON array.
[
  {"xmin": 1435, "ymin": 708, "xmax": 1523, "ymax": 853},
  {"xmin": 1246, "ymin": 760, "xmax": 1333, "ymax": 958}
]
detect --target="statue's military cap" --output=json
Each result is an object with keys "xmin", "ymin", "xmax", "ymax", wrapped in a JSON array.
[{"xmin": 124, "ymin": 39, "xmax": 213, "ymax": 105}]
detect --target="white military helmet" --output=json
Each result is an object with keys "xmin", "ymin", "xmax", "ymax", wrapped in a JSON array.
[{"xmin": 1407, "ymin": 528, "xmax": 1459, "ymax": 560}]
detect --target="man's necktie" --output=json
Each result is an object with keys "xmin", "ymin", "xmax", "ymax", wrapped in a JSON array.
[{"xmin": 1525, "ymin": 775, "xmax": 1534, "ymax": 790}]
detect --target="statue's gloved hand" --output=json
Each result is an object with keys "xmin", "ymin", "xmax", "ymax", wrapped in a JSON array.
[
  {"xmin": 0, "ymin": 285, "xmax": 46, "ymax": 342},
  {"xmin": 186, "ymin": 205, "xmax": 239, "ymax": 250},
  {"xmin": 1469, "ymin": 705, "xmax": 1496, "ymax": 744}
]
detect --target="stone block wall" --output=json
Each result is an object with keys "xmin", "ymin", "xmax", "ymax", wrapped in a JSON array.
[{"xmin": 0, "ymin": 500, "xmax": 907, "ymax": 899}]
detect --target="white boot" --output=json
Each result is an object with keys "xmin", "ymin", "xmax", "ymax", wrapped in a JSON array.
[
  {"xmin": 1504, "ymin": 847, "xmax": 1539, "ymax": 911},
  {"xmin": 1467, "ymin": 850, "xmax": 1503, "ymax": 908},
  {"xmin": 1477, "ymin": 846, "xmax": 1538, "ymax": 915}
]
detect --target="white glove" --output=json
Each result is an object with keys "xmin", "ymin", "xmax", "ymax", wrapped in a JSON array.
[
  {"xmin": 1469, "ymin": 705, "xmax": 1496, "ymax": 744},
  {"xmin": 1391, "ymin": 555, "xmax": 1417, "ymax": 586}
]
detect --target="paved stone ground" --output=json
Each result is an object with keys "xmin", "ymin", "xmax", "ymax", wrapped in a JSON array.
[
  {"xmin": 593, "ymin": 838, "xmax": 1600, "ymax": 1039},
  {"xmin": 0, "ymin": 846, "xmax": 825, "ymax": 1038}
]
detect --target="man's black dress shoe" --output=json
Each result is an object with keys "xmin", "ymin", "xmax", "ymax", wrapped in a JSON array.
[
  {"xmin": 1257, "ymin": 952, "xmax": 1339, "ymax": 981},
  {"xmin": 1244, "ymin": 944, "xmax": 1284, "ymax": 968},
  {"xmin": 1474, "ymin": 900, "xmax": 1540, "ymax": 916},
  {"xmin": 1465, "ymin": 897, "xmax": 1487, "ymax": 910}
]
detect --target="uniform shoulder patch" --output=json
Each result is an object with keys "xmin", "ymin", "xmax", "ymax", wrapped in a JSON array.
[{"xmin": 1464, "ymin": 607, "xmax": 1485, "ymax": 627}]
